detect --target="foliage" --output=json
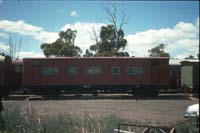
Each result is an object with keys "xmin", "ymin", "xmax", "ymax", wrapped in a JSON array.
[
  {"xmin": 102, "ymin": 2, "xmax": 129, "ymax": 49},
  {"xmin": 174, "ymin": 118, "xmax": 198, "ymax": 133},
  {"xmin": 185, "ymin": 55, "xmax": 196, "ymax": 59},
  {"xmin": 41, "ymin": 29, "xmax": 82, "ymax": 57},
  {"xmin": 0, "ymin": 52, "xmax": 6, "ymax": 57},
  {"xmin": 89, "ymin": 24, "xmax": 129, "ymax": 57},
  {"xmin": 148, "ymin": 44, "xmax": 169, "ymax": 57},
  {"xmin": 83, "ymin": 49, "xmax": 93, "ymax": 57},
  {"xmin": 84, "ymin": 2, "xmax": 129, "ymax": 57}
]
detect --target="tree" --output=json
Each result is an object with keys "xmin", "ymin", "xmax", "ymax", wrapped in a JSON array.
[
  {"xmin": 3, "ymin": 35, "xmax": 22, "ymax": 59},
  {"xmin": 89, "ymin": 24, "xmax": 129, "ymax": 57},
  {"xmin": 102, "ymin": 2, "xmax": 129, "ymax": 48},
  {"xmin": 148, "ymin": 44, "xmax": 169, "ymax": 57},
  {"xmin": 185, "ymin": 55, "xmax": 196, "ymax": 59},
  {"xmin": 85, "ymin": 2, "xmax": 129, "ymax": 57},
  {"xmin": 41, "ymin": 29, "xmax": 82, "ymax": 57},
  {"xmin": 0, "ymin": 52, "xmax": 6, "ymax": 57},
  {"xmin": 83, "ymin": 49, "xmax": 93, "ymax": 57}
]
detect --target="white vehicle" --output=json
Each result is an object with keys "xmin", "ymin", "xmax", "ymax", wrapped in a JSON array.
[{"xmin": 184, "ymin": 104, "xmax": 199, "ymax": 118}]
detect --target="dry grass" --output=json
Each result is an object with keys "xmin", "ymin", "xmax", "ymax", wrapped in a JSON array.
[{"xmin": 0, "ymin": 106, "xmax": 197, "ymax": 133}]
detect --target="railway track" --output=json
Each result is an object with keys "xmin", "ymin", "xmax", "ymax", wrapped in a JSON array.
[{"xmin": 3, "ymin": 93, "xmax": 198, "ymax": 101}]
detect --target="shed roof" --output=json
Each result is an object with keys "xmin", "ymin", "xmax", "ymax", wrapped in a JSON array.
[
  {"xmin": 169, "ymin": 58, "xmax": 199, "ymax": 65},
  {"xmin": 180, "ymin": 60, "xmax": 199, "ymax": 66}
]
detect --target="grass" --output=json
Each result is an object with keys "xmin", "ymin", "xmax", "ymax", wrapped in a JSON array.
[
  {"xmin": 173, "ymin": 118, "xmax": 199, "ymax": 133},
  {"xmin": 0, "ymin": 106, "xmax": 127, "ymax": 133},
  {"xmin": 0, "ymin": 106, "xmax": 198, "ymax": 133}
]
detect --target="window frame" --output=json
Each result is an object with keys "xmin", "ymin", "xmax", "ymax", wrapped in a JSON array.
[
  {"xmin": 135, "ymin": 67, "xmax": 143, "ymax": 75},
  {"xmin": 42, "ymin": 67, "xmax": 59, "ymax": 76},
  {"xmin": 127, "ymin": 66, "xmax": 143, "ymax": 75},
  {"xmin": 85, "ymin": 66, "xmax": 102, "ymax": 75},
  {"xmin": 112, "ymin": 67, "xmax": 120, "ymax": 75},
  {"xmin": 68, "ymin": 66, "xmax": 78, "ymax": 75},
  {"xmin": 127, "ymin": 67, "xmax": 135, "ymax": 75}
]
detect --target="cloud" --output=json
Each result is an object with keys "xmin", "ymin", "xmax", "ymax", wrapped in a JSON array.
[
  {"xmin": 34, "ymin": 31, "xmax": 58, "ymax": 44},
  {"xmin": 0, "ymin": 32, "xmax": 9, "ymax": 39},
  {"xmin": 18, "ymin": 51, "xmax": 45, "ymax": 58},
  {"xmin": 0, "ymin": 20, "xmax": 42, "ymax": 36},
  {"xmin": 125, "ymin": 20, "xmax": 199, "ymax": 59},
  {"xmin": 61, "ymin": 22, "xmax": 106, "ymax": 54},
  {"xmin": 0, "ymin": 0, "xmax": 3, "ymax": 4},
  {"xmin": 0, "ymin": 20, "xmax": 58, "ymax": 43},
  {"xmin": 0, "ymin": 41, "xmax": 9, "ymax": 53},
  {"xmin": 0, "ymin": 19, "xmax": 199, "ymax": 59},
  {"xmin": 0, "ymin": 20, "xmax": 105, "ymax": 57},
  {"xmin": 70, "ymin": 10, "xmax": 78, "ymax": 17}
]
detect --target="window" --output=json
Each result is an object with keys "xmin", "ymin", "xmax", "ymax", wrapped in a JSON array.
[
  {"xmin": 127, "ymin": 67, "xmax": 143, "ymax": 75},
  {"xmin": 42, "ymin": 67, "xmax": 59, "ymax": 76},
  {"xmin": 85, "ymin": 67, "xmax": 101, "ymax": 75},
  {"xmin": 135, "ymin": 67, "xmax": 143, "ymax": 75},
  {"xmin": 42, "ymin": 67, "xmax": 50, "ymax": 75},
  {"xmin": 52, "ymin": 67, "xmax": 59, "ymax": 75},
  {"xmin": 68, "ymin": 67, "xmax": 77, "ymax": 75},
  {"xmin": 127, "ymin": 67, "xmax": 134, "ymax": 75},
  {"xmin": 112, "ymin": 67, "xmax": 120, "ymax": 75}
]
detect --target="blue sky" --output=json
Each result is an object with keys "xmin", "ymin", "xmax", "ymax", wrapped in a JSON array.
[{"xmin": 0, "ymin": 0, "xmax": 199, "ymax": 60}]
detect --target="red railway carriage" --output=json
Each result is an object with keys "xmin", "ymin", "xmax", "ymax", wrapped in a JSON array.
[{"xmin": 23, "ymin": 57, "xmax": 170, "ymax": 96}]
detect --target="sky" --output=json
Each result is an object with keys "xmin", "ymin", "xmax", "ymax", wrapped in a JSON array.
[{"xmin": 0, "ymin": 0, "xmax": 199, "ymax": 60}]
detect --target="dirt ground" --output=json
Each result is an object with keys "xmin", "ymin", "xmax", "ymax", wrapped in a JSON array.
[{"xmin": 2, "ymin": 94, "xmax": 199, "ymax": 126}]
